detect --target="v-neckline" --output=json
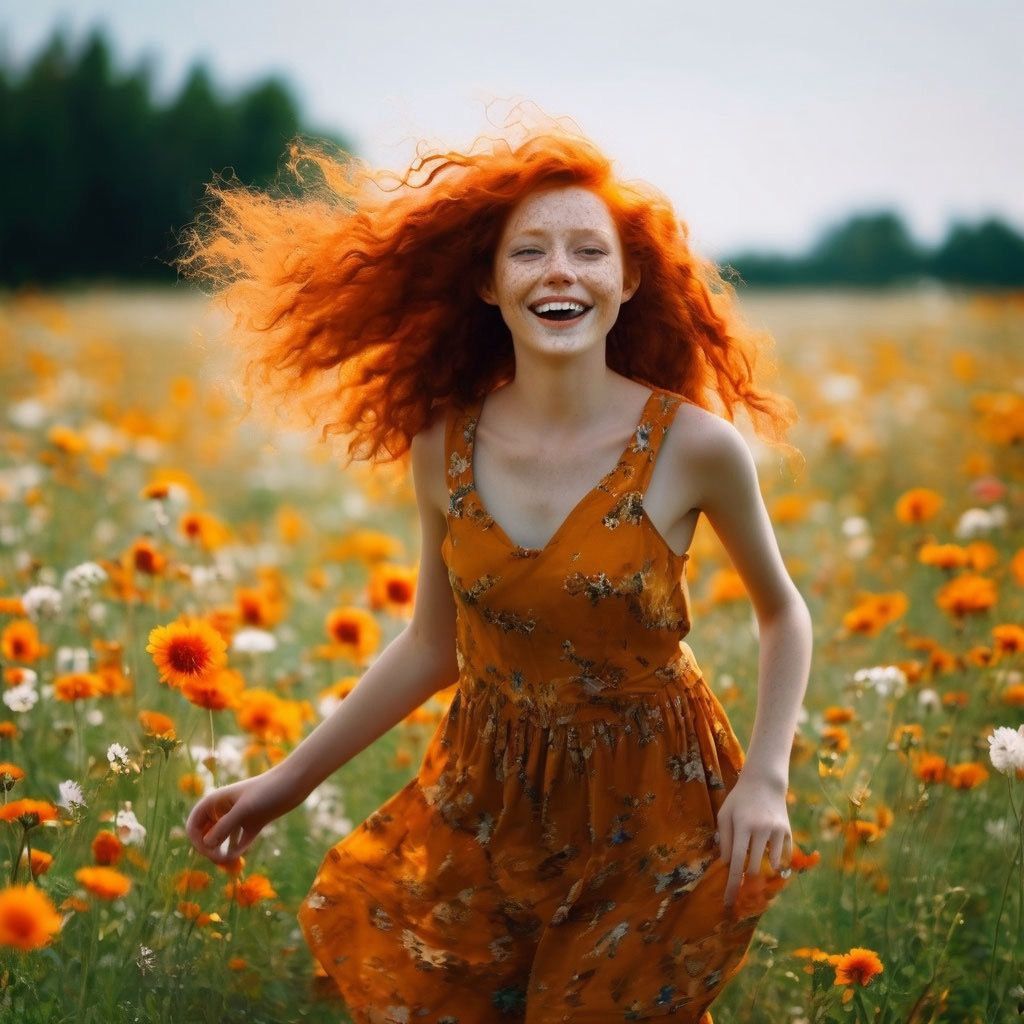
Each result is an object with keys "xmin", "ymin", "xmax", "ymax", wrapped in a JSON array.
[{"xmin": 467, "ymin": 387, "xmax": 661, "ymax": 557}]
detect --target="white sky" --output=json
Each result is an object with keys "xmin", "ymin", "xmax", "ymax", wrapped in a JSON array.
[{"xmin": 2, "ymin": 0, "xmax": 1021, "ymax": 259}]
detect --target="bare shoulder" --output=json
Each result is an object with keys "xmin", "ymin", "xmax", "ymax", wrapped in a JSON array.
[{"xmin": 408, "ymin": 406, "xmax": 449, "ymax": 519}]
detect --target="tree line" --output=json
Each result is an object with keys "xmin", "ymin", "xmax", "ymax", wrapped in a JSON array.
[{"xmin": 2, "ymin": 26, "xmax": 1022, "ymax": 289}]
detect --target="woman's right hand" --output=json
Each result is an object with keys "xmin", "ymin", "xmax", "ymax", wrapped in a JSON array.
[{"xmin": 185, "ymin": 766, "xmax": 306, "ymax": 866}]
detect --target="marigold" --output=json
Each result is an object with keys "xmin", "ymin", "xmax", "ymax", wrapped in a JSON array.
[
  {"xmin": 367, "ymin": 563, "xmax": 417, "ymax": 617},
  {"xmin": 322, "ymin": 606, "xmax": 382, "ymax": 663},
  {"xmin": 0, "ymin": 799, "xmax": 59, "ymax": 827},
  {"xmin": 138, "ymin": 709, "xmax": 176, "ymax": 737},
  {"xmin": 946, "ymin": 761, "xmax": 989, "ymax": 789},
  {"xmin": 965, "ymin": 541, "xmax": 998, "ymax": 572},
  {"xmin": 917, "ymin": 543, "xmax": 969, "ymax": 570},
  {"xmin": 0, "ymin": 597, "xmax": 26, "ymax": 616},
  {"xmin": 325, "ymin": 529, "xmax": 404, "ymax": 564},
  {"xmin": 235, "ymin": 585, "xmax": 285, "ymax": 628},
  {"xmin": 993, "ymin": 624, "xmax": 1024, "ymax": 654},
  {"xmin": 147, "ymin": 617, "xmax": 228, "ymax": 688},
  {"xmin": 128, "ymin": 538, "xmax": 167, "ymax": 576},
  {"xmin": 833, "ymin": 947, "xmax": 884, "ymax": 987},
  {"xmin": 936, "ymin": 574, "xmax": 997, "ymax": 618},
  {"xmin": 225, "ymin": 873, "xmax": 277, "ymax": 907},
  {"xmin": 22, "ymin": 848, "xmax": 52, "ymax": 878},
  {"xmin": 75, "ymin": 865, "xmax": 132, "ymax": 900},
  {"xmin": 0, "ymin": 763, "xmax": 25, "ymax": 790},
  {"xmin": 708, "ymin": 568, "xmax": 747, "ymax": 603},
  {"xmin": 53, "ymin": 672, "xmax": 104, "ymax": 702},
  {"xmin": 913, "ymin": 753, "xmax": 947, "ymax": 783},
  {"xmin": 180, "ymin": 511, "xmax": 231, "ymax": 551},
  {"xmin": 235, "ymin": 689, "xmax": 312, "ymax": 743},
  {"xmin": 91, "ymin": 830, "xmax": 123, "ymax": 865},
  {"xmin": 180, "ymin": 667, "xmax": 245, "ymax": 711},
  {"xmin": 0, "ymin": 884, "xmax": 63, "ymax": 950},
  {"xmin": 895, "ymin": 488, "xmax": 942, "ymax": 524},
  {"xmin": 175, "ymin": 869, "xmax": 212, "ymax": 893},
  {"xmin": 0, "ymin": 619, "xmax": 43, "ymax": 663}
]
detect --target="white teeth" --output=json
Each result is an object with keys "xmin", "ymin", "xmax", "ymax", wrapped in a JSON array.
[{"xmin": 533, "ymin": 301, "xmax": 587, "ymax": 314}]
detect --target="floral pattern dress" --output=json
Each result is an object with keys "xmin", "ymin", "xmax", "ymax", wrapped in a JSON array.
[{"xmin": 298, "ymin": 386, "xmax": 790, "ymax": 1023}]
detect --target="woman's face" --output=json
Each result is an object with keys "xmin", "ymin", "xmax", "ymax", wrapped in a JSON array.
[{"xmin": 479, "ymin": 185, "xmax": 639, "ymax": 359}]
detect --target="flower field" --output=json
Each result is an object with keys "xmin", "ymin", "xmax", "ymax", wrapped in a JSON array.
[{"xmin": 0, "ymin": 284, "xmax": 1022, "ymax": 1023}]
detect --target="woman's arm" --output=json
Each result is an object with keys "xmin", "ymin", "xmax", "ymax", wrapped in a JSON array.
[{"xmin": 270, "ymin": 418, "xmax": 460, "ymax": 800}]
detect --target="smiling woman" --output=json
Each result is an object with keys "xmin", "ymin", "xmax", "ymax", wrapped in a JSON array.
[{"xmin": 176, "ymin": 101, "xmax": 811, "ymax": 1024}]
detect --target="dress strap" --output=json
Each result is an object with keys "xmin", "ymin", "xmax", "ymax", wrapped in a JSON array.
[
  {"xmin": 444, "ymin": 398, "xmax": 476, "ymax": 500},
  {"xmin": 619, "ymin": 389, "xmax": 684, "ymax": 494}
]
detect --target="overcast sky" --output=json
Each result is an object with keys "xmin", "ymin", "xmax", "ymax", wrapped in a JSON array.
[{"xmin": 3, "ymin": 0, "xmax": 1021, "ymax": 258}]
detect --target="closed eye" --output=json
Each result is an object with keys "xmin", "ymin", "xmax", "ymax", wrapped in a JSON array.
[{"xmin": 511, "ymin": 248, "xmax": 607, "ymax": 257}]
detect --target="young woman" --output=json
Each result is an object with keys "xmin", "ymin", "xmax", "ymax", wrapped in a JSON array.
[{"xmin": 181, "ymin": 108, "xmax": 813, "ymax": 1023}]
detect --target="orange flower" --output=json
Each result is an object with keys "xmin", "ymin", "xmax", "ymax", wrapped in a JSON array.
[
  {"xmin": 180, "ymin": 667, "xmax": 245, "ymax": 712},
  {"xmin": 235, "ymin": 586, "xmax": 286, "ymax": 629},
  {"xmin": 368, "ymin": 563, "xmax": 417, "ymax": 617},
  {"xmin": 174, "ymin": 869, "xmax": 212, "ymax": 893},
  {"xmin": 0, "ymin": 763, "xmax": 25, "ymax": 790},
  {"xmin": 823, "ymin": 706, "xmax": 856, "ymax": 724},
  {"xmin": 936, "ymin": 574, "xmax": 997, "ymax": 618},
  {"xmin": 0, "ymin": 883, "xmax": 63, "ymax": 949},
  {"xmin": 180, "ymin": 511, "xmax": 231, "ymax": 551},
  {"xmin": 91, "ymin": 830, "xmax": 123, "ymax": 865},
  {"xmin": 964, "ymin": 541, "xmax": 999, "ymax": 572},
  {"xmin": 322, "ymin": 607, "xmax": 382, "ymax": 663},
  {"xmin": 47, "ymin": 424, "xmax": 88, "ymax": 454},
  {"xmin": 53, "ymin": 672, "xmax": 104, "ymax": 702},
  {"xmin": 0, "ymin": 799, "xmax": 59, "ymax": 827},
  {"xmin": 75, "ymin": 866, "xmax": 132, "ymax": 900},
  {"xmin": 833, "ymin": 947, "xmax": 884, "ymax": 987},
  {"xmin": 276, "ymin": 506, "xmax": 309, "ymax": 545},
  {"xmin": 1001, "ymin": 684, "xmax": 1024, "ymax": 708},
  {"xmin": 324, "ymin": 529, "xmax": 403, "ymax": 564},
  {"xmin": 138, "ymin": 710, "xmax": 176, "ymax": 738},
  {"xmin": 708, "ymin": 568, "xmax": 747, "ymax": 603},
  {"xmin": 913, "ymin": 753, "xmax": 947, "ymax": 784},
  {"xmin": 147, "ymin": 617, "xmax": 228, "ymax": 688},
  {"xmin": 842, "ymin": 592, "xmax": 908, "ymax": 635},
  {"xmin": 0, "ymin": 597, "xmax": 26, "ymax": 616},
  {"xmin": 895, "ymin": 488, "xmax": 943, "ymax": 524},
  {"xmin": 224, "ymin": 874, "xmax": 277, "ymax": 907},
  {"xmin": 947, "ymin": 761, "xmax": 989, "ymax": 789},
  {"xmin": 993, "ymin": 624, "xmax": 1024, "ymax": 654},
  {"xmin": 1012, "ymin": 549, "xmax": 1024, "ymax": 587},
  {"xmin": 22, "ymin": 848, "xmax": 53, "ymax": 878},
  {"xmin": 128, "ymin": 537, "xmax": 167, "ymax": 576},
  {"xmin": 0, "ymin": 619, "xmax": 43, "ymax": 663},
  {"xmin": 235, "ymin": 689, "xmax": 312, "ymax": 743},
  {"xmin": 917, "ymin": 543, "xmax": 969, "ymax": 570},
  {"xmin": 820, "ymin": 726, "xmax": 851, "ymax": 754}
]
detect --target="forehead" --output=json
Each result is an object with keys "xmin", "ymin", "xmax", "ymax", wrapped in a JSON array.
[{"xmin": 502, "ymin": 185, "xmax": 615, "ymax": 236}]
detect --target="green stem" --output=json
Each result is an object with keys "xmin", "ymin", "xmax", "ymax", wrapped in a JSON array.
[{"xmin": 984, "ymin": 780, "xmax": 1022, "ymax": 1017}]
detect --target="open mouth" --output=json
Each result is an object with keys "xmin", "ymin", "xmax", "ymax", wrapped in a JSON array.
[{"xmin": 529, "ymin": 302, "xmax": 592, "ymax": 323}]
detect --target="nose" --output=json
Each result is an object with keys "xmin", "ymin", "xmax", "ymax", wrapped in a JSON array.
[{"xmin": 542, "ymin": 248, "xmax": 577, "ymax": 284}]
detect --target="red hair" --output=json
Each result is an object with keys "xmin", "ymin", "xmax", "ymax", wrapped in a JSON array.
[{"xmin": 175, "ymin": 104, "xmax": 801, "ymax": 472}]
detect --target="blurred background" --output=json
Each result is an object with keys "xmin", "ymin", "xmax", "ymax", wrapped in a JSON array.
[
  {"xmin": 1, "ymin": 0, "xmax": 1022, "ymax": 288},
  {"xmin": 1, "ymin": 5, "xmax": 1023, "ymax": 1023}
]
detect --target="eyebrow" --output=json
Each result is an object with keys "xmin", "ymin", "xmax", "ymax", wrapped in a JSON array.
[{"xmin": 509, "ymin": 228, "xmax": 613, "ymax": 242}]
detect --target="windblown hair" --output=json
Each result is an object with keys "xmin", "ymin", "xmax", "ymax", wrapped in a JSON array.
[{"xmin": 175, "ymin": 103, "xmax": 802, "ymax": 473}]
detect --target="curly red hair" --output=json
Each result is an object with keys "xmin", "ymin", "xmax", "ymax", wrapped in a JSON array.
[{"xmin": 175, "ymin": 104, "xmax": 801, "ymax": 472}]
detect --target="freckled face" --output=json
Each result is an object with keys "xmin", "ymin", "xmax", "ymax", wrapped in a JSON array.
[{"xmin": 479, "ymin": 185, "xmax": 639, "ymax": 357}]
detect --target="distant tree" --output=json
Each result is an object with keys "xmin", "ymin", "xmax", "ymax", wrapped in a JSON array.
[
  {"xmin": 801, "ymin": 211, "xmax": 926, "ymax": 286},
  {"xmin": 0, "ymin": 24, "xmax": 352, "ymax": 286},
  {"xmin": 929, "ymin": 218, "xmax": 1024, "ymax": 286}
]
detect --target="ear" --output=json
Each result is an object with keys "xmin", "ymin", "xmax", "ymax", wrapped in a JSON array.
[
  {"xmin": 621, "ymin": 264, "xmax": 641, "ymax": 304},
  {"xmin": 478, "ymin": 275, "xmax": 498, "ymax": 306}
]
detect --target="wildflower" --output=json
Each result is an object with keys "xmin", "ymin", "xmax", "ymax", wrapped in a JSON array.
[
  {"xmin": 136, "ymin": 944, "xmax": 156, "ymax": 974},
  {"xmin": 0, "ymin": 619, "xmax": 43, "ymax": 663},
  {"xmin": 954, "ymin": 506, "xmax": 1006, "ymax": 539},
  {"xmin": 895, "ymin": 488, "xmax": 942, "ymax": 524},
  {"xmin": 92, "ymin": 830, "xmax": 123, "ymax": 865},
  {"xmin": 0, "ymin": 884, "xmax": 63, "ymax": 950},
  {"xmin": 3, "ymin": 683, "xmax": 39, "ymax": 714},
  {"xmin": 20, "ymin": 585, "xmax": 62, "ymax": 622},
  {"xmin": 107, "ymin": 743, "xmax": 133, "ymax": 774},
  {"xmin": 0, "ymin": 763, "xmax": 25, "ymax": 792},
  {"xmin": 180, "ymin": 667, "xmax": 244, "ymax": 712},
  {"xmin": 114, "ymin": 804, "xmax": 146, "ymax": 846},
  {"xmin": 75, "ymin": 866, "xmax": 131, "ymax": 901},
  {"xmin": 146, "ymin": 617, "xmax": 228, "ymax": 688},
  {"xmin": 936, "ymin": 574, "xmax": 997, "ymax": 617},
  {"xmin": 322, "ymin": 607, "xmax": 382, "ymax": 663},
  {"xmin": 0, "ymin": 799, "xmax": 59, "ymax": 828},
  {"xmin": 367, "ymin": 563, "xmax": 417, "ymax": 616},
  {"xmin": 833, "ymin": 947, "xmax": 884, "ymax": 987},
  {"xmin": 57, "ymin": 780, "xmax": 85, "ymax": 812},
  {"xmin": 225, "ymin": 874, "xmax": 278, "ymax": 907},
  {"xmin": 852, "ymin": 665, "xmax": 907, "ymax": 699},
  {"xmin": 231, "ymin": 628, "xmax": 278, "ymax": 655},
  {"xmin": 62, "ymin": 561, "xmax": 108, "ymax": 607},
  {"xmin": 987, "ymin": 726, "xmax": 1024, "ymax": 776},
  {"xmin": 54, "ymin": 672, "xmax": 104, "ymax": 702}
]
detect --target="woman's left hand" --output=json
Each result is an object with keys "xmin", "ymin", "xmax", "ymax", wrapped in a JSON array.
[{"xmin": 716, "ymin": 773, "xmax": 792, "ymax": 909}]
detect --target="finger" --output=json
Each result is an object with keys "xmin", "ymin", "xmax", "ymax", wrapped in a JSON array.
[
  {"xmin": 748, "ymin": 829, "xmax": 771, "ymax": 875},
  {"xmin": 717, "ymin": 815, "xmax": 732, "ymax": 865},
  {"xmin": 769, "ymin": 830, "xmax": 787, "ymax": 871},
  {"xmin": 725, "ymin": 836, "xmax": 747, "ymax": 905}
]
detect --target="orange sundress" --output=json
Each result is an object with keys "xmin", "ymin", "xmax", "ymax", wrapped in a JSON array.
[{"xmin": 298, "ymin": 386, "xmax": 790, "ymax": 1023}]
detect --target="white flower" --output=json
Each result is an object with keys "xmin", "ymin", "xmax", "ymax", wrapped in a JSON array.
[
  {"xmin": 231, "ymin": 628, "xmax": 278, "ymax": 655},
  {"xmin": 115, "ymin": 804, "xmax": 146, "ymax": 845},
  {"xmin": 136, "ymin": 945, "xmax": 156, "ymax": 975},
  {"xmin": 56, "ymin": 646, "xmax": 91, "ymax": 674},
  {"xmin": 917, "ymin": 688, "xmax": 940, "ymax": 713},
  {"xmin": 107, "ymin": 743, "xmax": 132, "ymax": 773},
  {"xmin": 3, "ymin": 683, "xmax": 39, "ymax": 713},
  {"xmin": 954, "ymin": 506, "xmax": 1006, "ymax": 539},
  {"xmin": 8, "ymin": 398, "xmax": 47, "ymax": 429},
  {"xmin": 63, "ymin": 561, "xmax": 108, "ymax": 594},
  {"xmin": 841, "ymin": 516, "xmax": 870, "ymax": 538},
  {"xmin": 21, "ymin": 584, "xmax": 62, "ymax": 622},
  {"xmin": 820, "ymin": 374, "xmax": 861, "ymax": 403},
  {"xmin": 58, "ymin": 779, "xmax": 86, "ymax": 811},
  {"xmin": 987, "ymin": 725, "xmax": 1024, "ymax": 776},
  {"xmin": 85, "ymin": 709, "xmax": 104, "ymax": 726},
  {"xmin": 845, "ymin": 536, "xmax": 873, "ymax": 560},
  {"xmin": 852, "ymin": 665, "xmax": 908, "ymax": 699}
]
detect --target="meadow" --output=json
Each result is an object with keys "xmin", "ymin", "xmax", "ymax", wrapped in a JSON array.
[{"xmin": 0, "ymin": 284, "xmax": 1021, "ymax": 1023}]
